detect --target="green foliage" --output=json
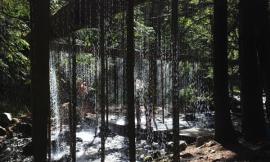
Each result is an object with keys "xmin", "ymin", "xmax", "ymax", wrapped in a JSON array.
[
  {"xmin": 0, "ymin": 0, "xmax": 31, "ymax": 112},
  {"xmin": 76, "ymin": 53, "xmax": 95, "ymax": 65},
  {"xmin": 2, "ymin": 52, "xmax": 30, "ymax": 82},
  {"xmin": 0, "ymin": 0, "xmax": 30, "ymax": 53}
]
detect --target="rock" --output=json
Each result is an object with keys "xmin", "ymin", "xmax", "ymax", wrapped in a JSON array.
[
  {"xmin": 5, "ymin": 127, "xmax": 13, "ymax": 139},
  {"xmin": 196, "ymin": 136, "xmax": 211, "ymax": 147},
  {"xmin": 166, "ymin": 141, "xmax": 187, "ymax": 152},
  {"xmin": 11, "ymin": 118, "xmax": 20, "ymax": 125},
  {"xmin": 23, "ymin": 142, "xmax": 33, "ymax": 156},
  {"xmin": 0, "ymin": 142, "xmax": 7, "ymax": 152},
  {"xmin": 15, "ymin": 122, "xmax": 32, "ymax": 137},
  {"xmin": 144, "ymin": 155, "xmax": 153, "ymax": 162},
  {"xmin": 151, "ymin": 151, "xmax": 161, "ymax": 159},
  {"xmin": 144, "ymin": 145, "xmax": 151, "ymax": 150},
  {"xmin": 184, "ymin": 114, "xmax": 196, "ymax": 121},
  {"xmin": 166, "ymin": 141, "xmax": 174, "ymax": 152},
  {"xmin": 51, "ymin": 140, "xmax": 58, "ymax": 153},
  {"xmin": 52, "ymin": 154, "xmax": 70, "ymax": 162},
  {"xmin": 76, "ymin": 137, "xmax": 83, "ymax": 142},
  {"xmin": 139, "ymin": 154, "xmax": 145, "ymax": 160},
  {"xmin": 0, "ymin": 126, "xmax": 6, "ymax": 136},
  {"xmin": 20, "ymin": 114, "xmax": 32, "ymax": 124},
  {"xmin": 152, "ymin": 142, "xmax": 159, "ymax": 149},
  {"xmin": 205, "ymin": 140, "xmax": 217, "ymax": 147},
  {"xmin": 209, "ymin": 149, "xmax": 215, "ymax": 153},
  {"xmin": 180, "ymin": 141, "xmax": 187, "ymax": 151},
  {"xmin": 212, "ymin": 157, "xmax": 226, "ymax": 162},
  {"xmin": 180, "ymin": 153, "xmax": 193, "ymax": 158},
  {"xmin": 0, "ymin": 113, "xmax": 12, "ymax": 128}
]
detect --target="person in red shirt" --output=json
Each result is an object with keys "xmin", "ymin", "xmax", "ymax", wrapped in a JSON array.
[{"xmin": 79, "ymin": 81, "xmax": 88, "ymax": 116}]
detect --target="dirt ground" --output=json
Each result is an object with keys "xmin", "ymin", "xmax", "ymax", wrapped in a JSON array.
[{"xmin": 180, "ymin": 140, "xmax": 270, "ymax": 162}]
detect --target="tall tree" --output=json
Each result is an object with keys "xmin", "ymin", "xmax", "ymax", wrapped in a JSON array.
[
  {"xmin": 149, "ymin": 0, "xmax": 159, "ymax": 122},
  {"xmin": 213, "ymin": 0, "xmax": 236, "ymax": 143},
  {"xmin": 126, "ymin": 0, "xmax": 136, "ymax": 161},
  {"xmin": 30, "ymin": 0, "xmax": 50, "ymax": 161},
  {"xmin": 70, "ymin": 36, "xmax": 77, "ymax": 162},
  {"xmin": 171, "ymin": 0, "xmax": 180, "ymax": 161},
  {"xmin": 256, "ymin": 0, "xmax": 270, "ymax": 122},
  {"xmin": 239, "ymin": 0, "xmax": 266, "ymax": 141},
  {"xmin": 99, "ymin": 0, "xmax": 106, "ymax": 161}
]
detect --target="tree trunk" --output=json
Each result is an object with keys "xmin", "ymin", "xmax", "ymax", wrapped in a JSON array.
[
  {"xmin": 113, "ymin": 56, "xmax": 118, "ymax": 105},
  {"xmin": 70, "ymin": 36, "xmax": 77, "ymax": 162},
  {"xmin": 213, "ymin": 0, "xmax": 236, "ymax": 144},
  {"xmin": 126, "ymin": 0, "xmax": 136, "ymax": 161},
  {"xmin": 171, "ymin": 0, "xmax": 180, "ymax": 161},
  {"xmin": 105, "ymin": 55, "xmax": 109, "ymax": 127},
  {"xmin": 30, "ymin": 0, "xmax": 50, "ymax": 161},
  {"xmin": 239, "ymin": 0, "xmax": 266, "ymax": 141},
  {"xmin": 99, "ymin": 0, "xmax": 106, "ymax": 161},
  {"xmin": 256, "ymin": 0, "xmax": 270, "ymax": 123}
]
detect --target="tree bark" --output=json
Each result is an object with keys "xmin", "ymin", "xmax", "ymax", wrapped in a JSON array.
[
  {"xmin": 239, "ymin": 0, "xmax": 266, "ymax": 141},
  {"xmin": 30, "ymin": 0, "xmax": 50, "ymax": 161},
  {"xmin": 126, "ymin": 0, "xmax": 136, "ymax": 161},
  {"xmin": 171, "ymin": 0, "xmax": 180, "ymax": 161},
  {"xmin": 70, "ymin": 36, "xmax": 77, "ymax": 162},
  {"xmin": 256, "ymin": 0, "xmax": 270, "ymax": 123},
  {"xmin": 99, "ymin": 0, "xmax": 106, "ymax": 161},
  {"xmin": 213, "ymin": 0, "xmax": 236, "ymax": 144}
]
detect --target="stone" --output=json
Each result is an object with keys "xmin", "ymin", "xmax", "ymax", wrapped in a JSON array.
[
  {"xmin": 11, "ymin": 118, "xmax": 20, "ymax": 124},
  {"xmin": 0, "ymin": 113, "xmax": 12, "ymax": 128},
  {"xmin": 184, "ymin": 114, "xmax": 196, "ymax": 121},
  {"xmin": 0, "ymin": 142, "xmax": 7, "ymax": 152},
  {"xmin": 76, "ymin": 137, "xmax": 83, "ymax": 142},
  {"xmin": 209, "ymin": 149, "xmax": 216, "ymax": 153},
  {"xmin": 5, "ymin": 127, "xmax": 13, "ymax": 139},
  {"xmin": 151, "ymin": 151, "xmax": 161, "ymax": 159},
  {"xmin": 180, "ymin": 141, "xmax": 188, "ymax": 151},
  {"xmin": 52, "ymin": 154, "xmax": 70, "ymax": 162},
  {"xmin": 166, "ymin": 141, "xmax": 174, "ymax": 152},
  {"xmin": 0, "ymin": 126, "xmax": 6, "ymax": 136},
  {"xmin": 139, "ymin": 154, "xmax": 144, "ymax": 160},
  {"xmin": 144, "ymin": 155, "xmax": 153, "ymax": 162},
  {"xmin": 180, "ymin": 153, "xmax": 193, "ymax": 158},
  {"xmin": 205, "ymin": 140, "xmax": 217, "ymax": 147},
  {"xmin": 23, "ymin": 142, "xmax": 33, "ymax": 156},
  {"xmin": 20, "ymin": 114, "xmax": 32, "ymax": 124},
  {"xmin": 144, "ymin": 145, "xmax": 151, "ymax": 150},
  {"xmin": 196, "ymin": 136, "xmax": 211, "ymax": 147},
  {"xmin": 166, "ymin": 141, "xmax": 187, "ymax": 152},
  {"xmin": 152, "ymin": 142, "xmax": 159, "ymax": 149},
  {"xmin": 15, "ymin": 122, "xmax": 32, "ymax": 137}
]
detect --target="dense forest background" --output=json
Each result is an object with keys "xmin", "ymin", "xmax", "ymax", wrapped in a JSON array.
[
  {"xmin": 0, "ymin": 0, "xmax": 240, "ymax": 115},
  {"xmin": 1, "ymin": 0, "xmax": 270, "ymax": 161}
]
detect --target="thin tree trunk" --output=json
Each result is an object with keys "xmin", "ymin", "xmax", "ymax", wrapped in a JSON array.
[
  {"xmin": 126, "ymin": 0, "xmax": 136, "ymax": 161},
  {"xmin": 105, "ymin": 54, "xmax": 109, "ymax": 127},
  {"xmin": 30, "ymin": 0, "xmax": 50, "ymax": 161},
  {"xmin": 70, "ymin": 36, "xmax": 77, "ymax": 162},
  {"xmin": 113, "ymin": 56, "xmax": 118, "ymax": 105},
  {"xmin": 171, "ymin": 0, "xmax": 180, "ymax": 161},
  {"xmin": 99, "ymin": 0, "xmax": 106, "ymax": 161}
]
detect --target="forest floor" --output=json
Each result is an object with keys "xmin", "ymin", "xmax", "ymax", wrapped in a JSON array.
[
  {"xmin": 180, "ymin": 138, "xmax": 270, "ymax": 162},
  {"xmin": 1, "ymin": 112, "xmax": 270, "ymax": 162}
]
